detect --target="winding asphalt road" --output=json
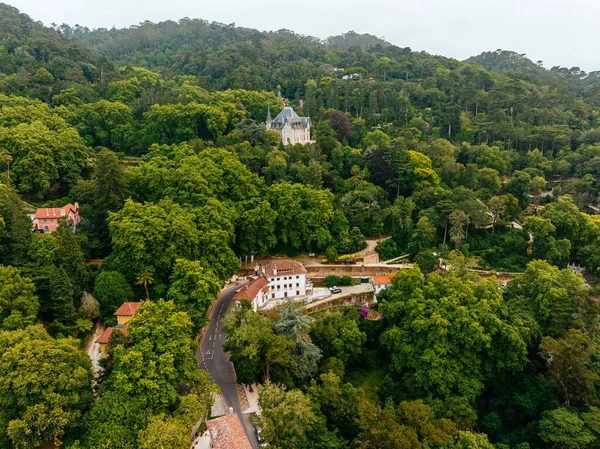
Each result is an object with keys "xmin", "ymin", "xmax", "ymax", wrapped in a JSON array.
[{"xmin": 196, "ymin": 283, "xmax": 258, "ymax": 449}]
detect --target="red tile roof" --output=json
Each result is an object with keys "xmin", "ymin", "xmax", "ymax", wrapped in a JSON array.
[
  {"xmin": 373, "ymin": 275, "xmax": 392, "ymax": 285},
  {"xmin": 233, "ymin": 277, "xmax": 270, "ymax": 301},
  {"xmin": 95, "ymin": 324, "xmax": 129, "ymax": 344},
  {"xmin": 33, "ymin": 203, "xmax": 78, "ymax": 220},
  {"xmin": 263, "ymin": 260, "xmax": 307, "ymax": 277},
  {"xmin": 206, "ymin": 414, "xmax": 252, "ymax": 449},
  {"xmin": 113, "ymin": 302, "xmax": 141, "ymax": 316}
]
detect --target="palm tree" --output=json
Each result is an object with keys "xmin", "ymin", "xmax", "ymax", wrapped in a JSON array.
[{"xmin": 136, "ymin": 268, "xmax": 154, "ymax": 300}]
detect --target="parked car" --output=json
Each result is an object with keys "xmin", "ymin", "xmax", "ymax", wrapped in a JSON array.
[
  {"xmin": 255, "ymin": 425, "xmax": 266, "ymax": 445},
  {"xmin": 330, "ymin": 286, "xmax": 342, "ymax": 294}
]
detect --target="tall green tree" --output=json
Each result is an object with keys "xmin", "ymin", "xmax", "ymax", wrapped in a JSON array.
[
  {"xmin": 0, "ymin": 265, "xmax": 38, "ymax": 330},
  {"xmin": 256, "ymin": 382, "xmax": 316, "ymax": 449},
  {"xmin": 92, "ymin": 270, "xmax": 134, "ymax": 320},
  {"xmin": 380, "ymin": 270, "xmax": 528, "ymax": 399},
  {"xmin": 0, "ymin": 325, "xmax": 93, "ymax": 448},
  {"xmin": 167, "ymin": 258, "xmax": 223, "ymax": 331}
]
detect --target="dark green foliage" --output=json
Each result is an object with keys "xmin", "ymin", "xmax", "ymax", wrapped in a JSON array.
[
  {"xmin": 324, "ymin": 275, "xmax": 353, "ymax": 288},
  {"xmin": 92, "ymin": 270, "xmax": 134, "ymax": 320}
]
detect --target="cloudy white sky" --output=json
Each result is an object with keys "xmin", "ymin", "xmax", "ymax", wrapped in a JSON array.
[{"xmin": 6, "ymin": 0, "xmax": 600, "ymax": 72}]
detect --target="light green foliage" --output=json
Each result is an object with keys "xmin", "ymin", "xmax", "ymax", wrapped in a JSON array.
[
  {"xmin": 107, "ymin": 199, "xmax": 202, "ymax": 287},
  {"xmin": 138, "ymin": 395, "xmax": 205, "ymax": 449},
  {"xmin": 0, "ymin": 105, "xmax": 89, "ymax": 193},
  {"xmin": 380, "ymin": 270, "xmax": 528, "ymax": 399},
  {"xmin": 523, "ymin": 216, "xmax": 571, "ymax": 266},
  {"xmin": 106, "ymin": 300, "xmax": 212, "ymax": 411},
  {"xmin": 73, "ymin": 100, "xmax": 133, "ymax": 149},
  {"xmin": 167, "ymin": 258, "xmax": 223, "ymax": 330},
  {"xmin": 506, "ymin": 260, "xmax": 586, "ymax": 336},
  {"xmin": 358, "ymin": 399, "xmax": 459, "ymax": 449},
  {"xmin": 0, "ymin": 265, "xmax": 38, "ymax": 330},
  {"xmin": 256, "ymin": 382, "xmax": 316, "ymax": 449},
  {"xmin": 539, "ymin": 408, "xmax": 596, "ymax": 449},
  {"xmin": 81, "ymin": 390, "xmax": 150, "ymax": 449},
  {"xmin": 307, "ymin": 370, "xmax": 363, "ymax": 442},
  {"xmin": 224, "ymin": 306, "xmax": 293, "ymax": 384},
  {"xmin": 267, "ymin": 182, "xmax": 335, "ymax": 251},
  {"xmin": 0, "ymin": 325, "xmax": 93, "ymax": 448},
  {"xmin": 362, "ymin": 130, "xmax": 391, "ymax": 148}
]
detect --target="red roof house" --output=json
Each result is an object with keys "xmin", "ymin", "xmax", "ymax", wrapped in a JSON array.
[
  {"xmin": 96, "ymin": 301, "xmax": 141, "ymax": 356},
  {"xmin": 233, "ymin": 277, "xmax": 270, "ymax": 312},
  {"xmin": 32, "ymin": 203, "xmax": 80, "ymax": 233},
  {"xmin": 206, "ymin": 414, "xmax": 252, "ymax": 449}
]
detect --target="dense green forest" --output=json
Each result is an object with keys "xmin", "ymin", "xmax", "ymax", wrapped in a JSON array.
[{"xmin": 1, "ymin": 2, "xmax": 600, "ymax": 448}]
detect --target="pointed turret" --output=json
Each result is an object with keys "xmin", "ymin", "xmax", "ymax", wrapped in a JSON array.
[{"xmin": 266, "ymin": 105, "xmax": 272, "ymax": 130}]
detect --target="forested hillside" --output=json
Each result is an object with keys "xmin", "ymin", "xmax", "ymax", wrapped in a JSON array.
[{"xmin": 1, "ymin": 2, "xmax": 600, "ymax": 448}]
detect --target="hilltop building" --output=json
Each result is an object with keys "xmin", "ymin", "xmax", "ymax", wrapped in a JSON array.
[
  {"xmin": 266, "ymin": 106, "xmax": 311, "ymax": 145},
  {"xmin": 32, "ymin": 203, "xmax": 80, "ymax": 233},
  {"xmin": 234, "ymin": 260, "xmax": 310, "ymax": 311}
]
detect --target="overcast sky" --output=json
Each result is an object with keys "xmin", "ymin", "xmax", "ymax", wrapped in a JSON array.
[{"xmin": 6, "ymin": 0, "xmax": 600, "ymax": 72}]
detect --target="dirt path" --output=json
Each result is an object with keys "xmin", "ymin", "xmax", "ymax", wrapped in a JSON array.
[{"xmin": 85, "ymin": 321, "xmax": 106, "ymax": 375}]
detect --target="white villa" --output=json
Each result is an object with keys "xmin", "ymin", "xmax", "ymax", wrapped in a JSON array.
[
  {"xmin": 234, "ymin": 260, "xmax": 309, "ymax": 311},
  {"xmin": 266, "ymin": 106, "xmax": 311, "ymax": 145}
]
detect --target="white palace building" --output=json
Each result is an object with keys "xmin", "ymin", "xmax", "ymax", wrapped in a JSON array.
[
  {"xmin": 266, "ymin": 105, "xmax": 312, "ymax": 145},
  {"xmin": 233, "ymin": 260, "xmax": 309, "ymax": 311}
]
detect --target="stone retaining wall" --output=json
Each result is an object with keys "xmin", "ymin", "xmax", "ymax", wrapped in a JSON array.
[
  {"xmin": 306, "ymin": 291, "xmax": 374, "ymax": 313},
  {"xmin": 306, "ymin": 264, "xmax": 405, "ymax": 277}
]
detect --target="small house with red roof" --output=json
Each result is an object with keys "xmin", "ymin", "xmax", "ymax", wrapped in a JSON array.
[
  {"xmin": 233, "ymin": 277, "xmax": 270, "ymax": 312},
  {"xmin": 205, "ymin": 413, "xmax": 252, "ymax": 449},
  {"xmin": 32, "ymin": 203, "xmax": 80, "ymax": 233},
  {"xmin": 96, "ymin": 301, "xmax": 141, "ymax": 356},
  {"xmin": 372, "ymin": 275, "xmax": 392, "ymax": 296}
]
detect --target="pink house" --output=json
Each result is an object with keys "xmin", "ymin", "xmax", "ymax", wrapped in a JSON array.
[{"xmin": 32, "ymin": 203, "xmax": 81, "ymax": 233}]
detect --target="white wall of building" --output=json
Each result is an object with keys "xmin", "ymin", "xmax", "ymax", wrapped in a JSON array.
[{"xmin": 266, "ymin": 273, "xmax": 307, "ymax": 300}]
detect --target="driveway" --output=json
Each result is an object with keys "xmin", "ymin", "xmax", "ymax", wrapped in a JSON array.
[{"xmin": 196, "ymin": 283, "xmax": 259, "ymax": 449}]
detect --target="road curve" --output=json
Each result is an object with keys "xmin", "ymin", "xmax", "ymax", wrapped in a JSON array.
[{"xmin": 196, "ymin": 283, "xmax": 258, "ymax": 448}]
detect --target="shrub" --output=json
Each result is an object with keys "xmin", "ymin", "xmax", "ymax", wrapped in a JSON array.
[
  {"xmin": 340, "ymin": 275, "xmax": 353, "ymax": 286},
  {"xmin": 325, "ymin": 275, "xmax": 342, "ymax": 287},
  {"xmin": 325, "ymin": 246, "xmax": 339, "ymax": 263}
]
